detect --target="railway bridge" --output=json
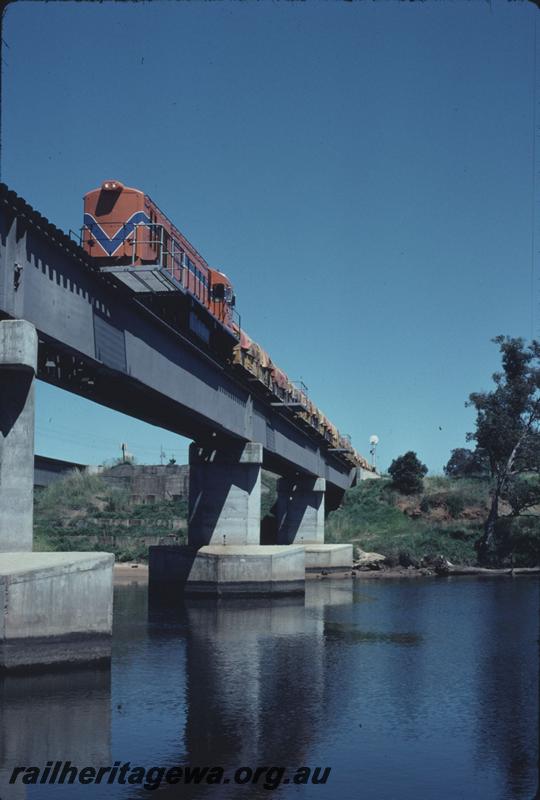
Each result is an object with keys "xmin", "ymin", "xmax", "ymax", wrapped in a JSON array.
[{"xmin": 0, "ymin": 183, "xmax": 373, "ymax": 659}]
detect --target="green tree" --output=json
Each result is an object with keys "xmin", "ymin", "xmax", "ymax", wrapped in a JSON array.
[
  {"xmin": 444, "ymin": 447, "xmax": 489, "ymax": 479},
  {"xmin": 388, "ymin": 451, "xmax": 427, "ymax": 495},
  {"xmin": 502, "ymin": 475, "xmax": 540, "ymax": 517},
  {"xmin": 467, "ymin": 336, "xmax": 540, "ymax": 565}
]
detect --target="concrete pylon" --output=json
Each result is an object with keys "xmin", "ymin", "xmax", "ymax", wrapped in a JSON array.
[
  {"xmin": 0, "ymin": 319, "xmax": 38, "ymax": 552},
  {"xmin": 276, "ymin": 477, "xmax": 326, "ymax": 545},
  {"xmin": 150, "ymin": 441, "xmax": 305, "ymax": 595},
  {"xmin": 276, "ymin": 476, "xmax": 353, "ymax": 572},
  {"xmin": 0, "ymin": 320, "xmax": 115, "ymax": 670},
  {"xmin": 188, "ymin": 441, "xmax": 263, "ymax": 546}
]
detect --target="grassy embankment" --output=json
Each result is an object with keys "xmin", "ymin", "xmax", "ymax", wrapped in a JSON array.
[
  {"xmin": 326, "ymin": 476, "xmax": 540, "ymax": 566},
  {"xmin": 34, "ymin": 469, "xmax": 278, "ymax": 562},
  {"xmin": 326, "ymin": 476, "xmax": 489, "ymax": 565},
  {"xmin": 34, "ymin": 471, "xmax": 188, "ymax": 561},
  {"xmin": 34, "ymin": 471, "xmax": 540, "ymax": 566}
]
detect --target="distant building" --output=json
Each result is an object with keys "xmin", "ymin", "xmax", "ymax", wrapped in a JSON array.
[
  {"xmin": 99, "ymin": 463, "xmax": 190, "ymax": 504},
  {"xmin": 34, "ymin": 456, "xmax": 190, "ymax": 504},
  {"xmin": 34, "ymin": 454, "xmax": 88, "ymax": 489}
]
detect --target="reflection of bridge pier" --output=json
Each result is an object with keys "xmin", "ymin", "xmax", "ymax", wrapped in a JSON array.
[
  {"xmin": 184, "ymin": 597, "xmax": 319, "ymax": 764},
  {"xmin": 0, "ymin": 665, "xmax": 111, "ymax": 799},
  {"xmin": 185, "ymin": 587, "xmax": 352, "ymax": 797},
  {"xmin": 145, "ymin": 586, "xmax": 353, "ymax": 800},
  {"xmin": 0, "ymin": 319, "xmax": 114, "ymax": 670}
]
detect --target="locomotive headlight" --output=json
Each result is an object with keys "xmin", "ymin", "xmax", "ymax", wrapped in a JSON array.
[{"xmin": 101, "ymin": 180, "xmax": 123, "ymax": 192}]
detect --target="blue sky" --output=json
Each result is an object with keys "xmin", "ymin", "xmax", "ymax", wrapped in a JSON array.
[{"xmin": 2, "ymin": 0, "xmax": 538, "ymax": 473}]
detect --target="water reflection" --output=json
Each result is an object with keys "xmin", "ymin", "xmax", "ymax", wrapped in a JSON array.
[
  {"xmin": 146, "ymin": 583, "xmax": 354, "ymax": 799},
  {"xmin": 472, "ymin": 579, "xmax": 539, "ymax": 799},
  {"xmin": 0, "ymin": 665, "xmax": 111, "ymax": 799},
  {"xmin": 0, "ymin": 578, "xmax": 536, "ymax": 800},
  {"xmin": 324, "ymin": 622, "xmax": 422, "ymax": 646}
]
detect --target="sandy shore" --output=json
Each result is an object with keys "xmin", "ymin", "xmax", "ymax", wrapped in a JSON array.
[
  {"xmin": 114, "ymin": 562, "xmax": 149, "ymax": 584},
  {"xmin": 113, "ymin": 562, "xmax": 436, "ymax": 585}
]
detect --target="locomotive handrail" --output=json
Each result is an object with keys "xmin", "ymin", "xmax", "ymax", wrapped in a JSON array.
[
  {"xmin": 81, "ymin": 221, "xmax": 186, "ymax": 287},
  {"xmin": 229, "ymin": 308, "xmax": 241, "ymax": 340}
]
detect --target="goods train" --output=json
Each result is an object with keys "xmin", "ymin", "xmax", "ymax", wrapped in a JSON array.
[{"xmin": 82, "ymin": 179, "xmax": 372, "ymax": 470}]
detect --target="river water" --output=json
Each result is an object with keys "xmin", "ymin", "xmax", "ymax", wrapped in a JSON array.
[{"xmin": 1, "ymin": 576, "xmax": 538, "ymax": 800}]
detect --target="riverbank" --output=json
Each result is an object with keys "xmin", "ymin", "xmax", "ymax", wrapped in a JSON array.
[
  {"xmin": 35, "ymin": 472, "xmax": 540, "ymax": 569},
  {"xmin": 111, "ymin": 562, "xmax": 433, "ymax": 585},
  {"xmin": 113, "ymin": 561, "xmax": 540, "ymax": 586},
  {"xmin": 114, "ymin": 562, "xmax": 149, "ymax": 583},
  {"xmin": 326, "ymin": 476, "xmax": 540, "ymax": 568}
]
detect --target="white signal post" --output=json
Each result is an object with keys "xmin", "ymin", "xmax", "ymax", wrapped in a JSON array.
[{"xmin": 369, "ymin": 435, "xmax": 379, "ymax": 470}]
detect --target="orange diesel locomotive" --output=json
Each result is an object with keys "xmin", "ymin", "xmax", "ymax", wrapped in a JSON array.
[
  {"xmin": 82, "ymin": 180, "xmax": 372, "ymax": 471},
  {"xmin": 83, "ymin": 179, "xmax": 235, "ymax": 330}
]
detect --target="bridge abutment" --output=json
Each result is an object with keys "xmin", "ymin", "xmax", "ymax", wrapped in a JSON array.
[{"xmin": 0, "ymin": 319, "xmax": 114, "ymax": 671}]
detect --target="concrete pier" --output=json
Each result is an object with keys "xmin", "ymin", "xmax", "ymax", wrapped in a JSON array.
[
  {"xmin": 275, "ymin": 476, "xmax": 353, "ymax": 571},
  {"xmin": 276, "ymin": 476, "xmax": 326, "ymax": 545},
  {"xmin": 304, "ymin": 543, "xmax": 354, "ymax": 572},
  {"xmin": 188, "ymin": 442, "xmax": 263, "ymax": 546},
  {"xmin": 0, "ymin": 553, "xmax": 114, "ymax": 669},
  {"xmin": 0, "ymin": 320, "xmax": 37, "ymax": 551},
  {"xmin": 149, "ymin": 544, "xmax": 305, "ymax": 596},
  {"xmin": 150, "ymin": 440, "xmax": 308, "ymax": 595},
  {"xmin": 0, "ymin": 319, "xmax": 114, "ymax": 670}
]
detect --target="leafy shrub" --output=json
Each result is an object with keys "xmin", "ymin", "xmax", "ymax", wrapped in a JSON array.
[
  {"xmin": 494, "ymin": 516, "xmax": 540, "ymax": 566},
  {"xmin": 419, "ymin": 496, "xmax": 431, "ymax": 513},
  {"xmin": 116, "ymin": 543, "xmax": 149, "ymax": 562},
  {"xmin": 388, "ymin": 452, "xmax": 428, "ymax": 495},
  {"xmin": 446, "ymin": 494, "xmax": 465, "ymax": 518},
  {"xmin": 398, "ymin": 550, "xmax": 419, "ymax": 568},
  {"xmin": 419, "ymin": 488, "xmax": 470, "ymax": 518}
]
